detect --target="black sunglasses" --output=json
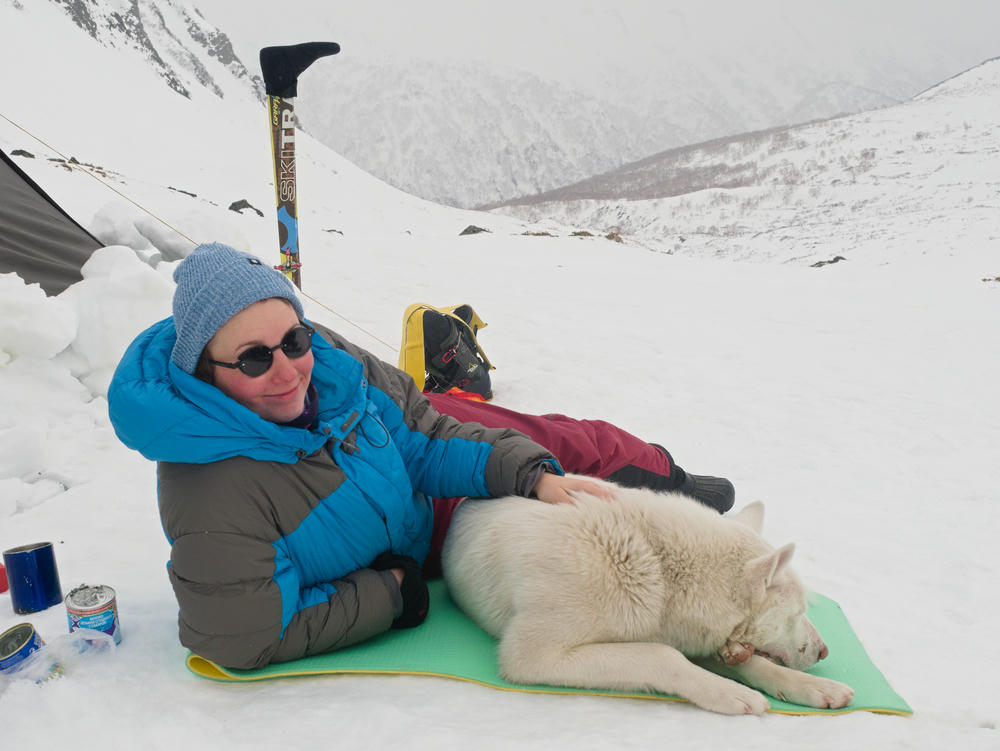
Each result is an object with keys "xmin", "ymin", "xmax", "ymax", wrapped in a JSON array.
[{"xmin": 208, "ymin": 324, "xmax": 315, "ymax": 377}]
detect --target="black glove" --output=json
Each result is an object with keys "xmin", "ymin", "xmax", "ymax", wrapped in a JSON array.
[{"xmin": 369, "ymin": 553, "xmax": 429, "ymax": 629}]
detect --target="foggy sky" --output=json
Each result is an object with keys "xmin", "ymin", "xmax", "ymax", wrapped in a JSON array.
[{"xmin": 195, "ymin": 0, "xmax": 1000, "ymax": 98}]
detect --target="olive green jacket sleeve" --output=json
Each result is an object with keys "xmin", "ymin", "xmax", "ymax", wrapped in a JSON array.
[{"xmin": 159, "ymin": 458, "xmax": 403, "ymax": 670}]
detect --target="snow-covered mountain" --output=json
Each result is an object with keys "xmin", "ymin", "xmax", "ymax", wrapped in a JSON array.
[
  {"xmin": 296, "ymin": 58, "xmax": 686, "ymax": 210},
  {"xmin": 490, "ymin": 57, "xmax": 1000, "ymax": 268},
  {"xmin": 0, "ymin": 0, "xmax": 511, "ymax": 265},
  {"xmin": 21, "ymin": 0, "xmax": 999, "ymax": 211},
  {"xmin": 47, "ymin": 0, "xmax": 263, "ymax": 101},
  {"xmin": 265, "ymin": 2, "xmax": 993, "ymax": 208},
  {"xmin": 6, "ymin": 0, "xmax": 997, "ymax": 275},
  {"xmin": 289, "ymin": 40, "xmax": 948, "ymax": 208}
]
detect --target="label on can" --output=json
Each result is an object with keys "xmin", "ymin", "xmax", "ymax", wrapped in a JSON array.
[
  {"xmin": 0, "ymin": 623, "xmax": 44, "ymax": 673},
  {"xmin": 65, "ymin": 584, "xmax": 122, "ymax": 645}
]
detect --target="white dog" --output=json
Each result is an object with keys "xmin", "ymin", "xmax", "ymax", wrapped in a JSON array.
[{"xmin": 441, "ymin": 479, "xmax": 855, "ymax": 715}]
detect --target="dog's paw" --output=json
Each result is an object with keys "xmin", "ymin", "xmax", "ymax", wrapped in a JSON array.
[
  {"xmin": 718, "ymin": 640, "xmax": 755, "ymax": 665},
  {"xmin": 775, "ymin": 676, "xmax": 855, "ymax": 709},
  {"xmin": 691, "ymin": 679, "xmax": 771, "ymax": 715},
  {"xmin": 806, "ymin": 678, "xmax": 855, "ymax": 709}
]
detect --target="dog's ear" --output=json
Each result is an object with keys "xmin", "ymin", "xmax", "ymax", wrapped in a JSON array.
[
  {"xmin": 744, "ymin": 543, "xmax": 796, "ymax": 604},
  {"xmin": 731, "ymin": 501, "xmax": 765, "ymax": 533}
]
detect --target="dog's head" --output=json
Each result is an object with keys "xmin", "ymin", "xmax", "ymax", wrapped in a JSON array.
[{"xmin": 723, "ymin": 502, "xmax": 829, "ymax": 672}]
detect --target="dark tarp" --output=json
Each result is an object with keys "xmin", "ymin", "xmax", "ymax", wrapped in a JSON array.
[{"xmin": 1, "ymin": 149, "xmax": 101, "ymax": 295}]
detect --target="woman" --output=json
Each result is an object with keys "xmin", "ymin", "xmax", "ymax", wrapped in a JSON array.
[{"xmin": 108, "ymin": 242, "xmax": 733, "ymax": 670}]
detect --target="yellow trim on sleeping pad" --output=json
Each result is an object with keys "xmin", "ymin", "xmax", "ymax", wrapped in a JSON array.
[{"xmin": 184, "ymin": 653, "xmax": 912, "ymax": 717}]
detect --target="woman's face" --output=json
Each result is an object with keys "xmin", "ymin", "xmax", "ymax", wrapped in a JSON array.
[{"xmin": 205, "ymin": 298, "xmax": 314, "ymax": 423}]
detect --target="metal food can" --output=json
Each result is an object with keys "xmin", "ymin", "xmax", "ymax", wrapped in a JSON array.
[
  {"xmin": 65, "ymin": 584, "xmax": 122, "ymax": 645},
  {"xmin": 0, "ymin": 623, "xmax": 44, "ymax": 674}
]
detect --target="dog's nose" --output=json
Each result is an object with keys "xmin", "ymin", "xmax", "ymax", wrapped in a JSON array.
[{"xmin": 818, "ymin": 643, "xmax": 829, "ymax": 661}]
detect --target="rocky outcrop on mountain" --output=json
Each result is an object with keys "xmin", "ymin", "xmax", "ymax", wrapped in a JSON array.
[{"xmin": 50, "ymin": 0, "xmax": 263, "ymax": 100}]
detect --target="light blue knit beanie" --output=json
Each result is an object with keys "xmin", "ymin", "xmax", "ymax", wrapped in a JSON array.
[{"xmin": 171, "ymin": 242, "xmax": 305, "ymax": 373}]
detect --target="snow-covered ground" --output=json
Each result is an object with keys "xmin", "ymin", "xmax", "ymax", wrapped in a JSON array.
[
  {"xmin": 2, "ymin": 2, "xmax": 999, "ymax": 749},
  {"xmin": 3, "ymin": 213, "xmax": 999, "ymax": 750}
]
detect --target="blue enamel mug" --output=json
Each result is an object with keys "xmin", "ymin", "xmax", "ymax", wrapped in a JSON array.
[{"xmin": 3, "ymin": 542, "xmax": 63, "ymax": 614}]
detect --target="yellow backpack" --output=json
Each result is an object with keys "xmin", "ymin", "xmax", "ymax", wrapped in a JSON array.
[{"xmin": 399, "ymin": 303, "xmax": 494, "ymax": 400}]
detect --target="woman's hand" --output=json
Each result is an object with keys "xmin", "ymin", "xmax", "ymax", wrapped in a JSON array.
[{"xmin": 531, "ymin": 472, "xmax": 615, "ymax": 505}]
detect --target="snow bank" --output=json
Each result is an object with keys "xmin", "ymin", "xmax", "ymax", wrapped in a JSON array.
[
  {"xmin": 0, "ymin": 273, "xmax": 77, "ymax": 363},
  {"xmin": 57, "ymin": 246, "xmax": 175, "ymax": 395},
  {"xmin": 0, "ymin": 248, "xmax": 175, "ymax": 518}
]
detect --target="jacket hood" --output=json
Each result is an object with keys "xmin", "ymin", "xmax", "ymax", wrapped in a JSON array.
[{"xmin": 108, "ymin": 317, "xmax": 367, "ymax": 464}]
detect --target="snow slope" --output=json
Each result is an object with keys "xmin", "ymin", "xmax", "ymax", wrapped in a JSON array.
[{"xmin": 1, "ymin": 2, "xmax": 999, "ymax": 749}]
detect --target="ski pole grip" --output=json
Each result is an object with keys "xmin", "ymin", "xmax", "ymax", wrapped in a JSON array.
[{"xmin": 260, "ymin": 42, "xmax": 341, "ymax": 98}]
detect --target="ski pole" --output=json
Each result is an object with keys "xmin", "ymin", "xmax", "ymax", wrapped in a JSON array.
[{"xmin": 259, "ymin": 42, "xmax": 340, "ymax": 288}]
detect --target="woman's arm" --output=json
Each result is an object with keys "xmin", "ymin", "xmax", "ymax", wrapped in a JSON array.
[
  {"xmin": 316, "ymin": 323, "xmax": 562, "ymax": 498},
  {"xmin": 165, "ymin": 522, "xmax": 403, "ymax": 669},
  {"xmin": 157, "ymin": 458, "xmax": 403, "ymax": 670}
]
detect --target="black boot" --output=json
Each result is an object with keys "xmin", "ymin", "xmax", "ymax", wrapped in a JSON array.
[
  {"xmin": 675, "ymin": 470, "xmax": 735, "ymax": 513},
  {"xmin": 422, "ymin": 309, "xmax": 493, "ymax": 400}
]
